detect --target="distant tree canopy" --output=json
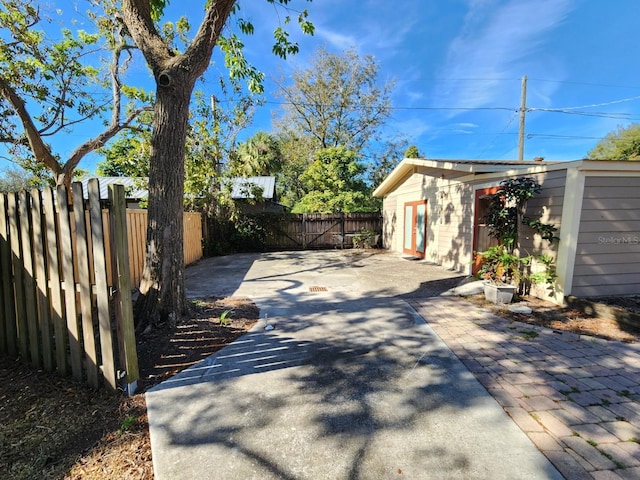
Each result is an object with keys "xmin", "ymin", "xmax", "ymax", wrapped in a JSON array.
[
  {"xmin": 0, "ymin": 167, "xmax": 46, "ymax": 192},
  {"xmin": 274, "ymin": 47, "xmax": 393, "ymax": 153},
  {"xmin": 404, "ymin": 145, "xmax": 421, "ymax": 158},
  {"xmin": 270, "ymin": 47, "xmax": 402, "ymax": 211},
  {"xmin": 292, "ymin": 146, "xmax": 377, "ymax": 213},
  {"xmin": 229, "ymin": 131, "xmax": 282, "ymax": 176},
  {"xmin": 588, "ymin": 124, "xmax": 640, "ymax": 160}
]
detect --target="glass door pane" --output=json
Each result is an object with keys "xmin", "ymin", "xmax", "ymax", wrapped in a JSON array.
[
  {"xmin": 404, "ymin": 205, "xmax": 413, "ymax": 250},
  {"xmin": 415, "ymin": 203, "xmax": 426, "ymax": 253}
]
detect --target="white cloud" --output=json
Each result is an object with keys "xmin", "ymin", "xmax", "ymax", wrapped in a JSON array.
[
  {"xmin": 314, "ymin": 27, "xmax": 359, "ymax": 51},
  {"xmin": 391, "ymin": 117, "xmax": 432, "ymax": 138},
  {"xmin": 434, "ymin": 0, "xmax": 575, "ymax": 110}
]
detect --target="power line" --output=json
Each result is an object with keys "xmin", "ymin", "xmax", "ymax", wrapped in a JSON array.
[
  {"xmin": 527, "ymin": 77, "xmax": 640, "ymax": 90},
  {"xmin": 533, "ymin": 94, "xmax": 640, "ymax": 111},
  {"xmin": 475, "ymin": 112, "xmax": 518, "ymax": 159},
  {"xmin": 526, "ymin": 133, "xmax": 605, "ymax": 140}
]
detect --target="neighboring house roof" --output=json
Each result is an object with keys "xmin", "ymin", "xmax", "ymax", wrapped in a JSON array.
[
  {"xmin": 80, "ymin": 177, "xmax": 148, "ymax": 200},
  {"xmin": 230, "ymin": 176, "xmax": 276, "ymax": 200}
]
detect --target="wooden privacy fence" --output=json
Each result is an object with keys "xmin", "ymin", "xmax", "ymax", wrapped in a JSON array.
[
  {"xmin": 0, "ymin": 181, "xmax": 138, "ymax": 393},
  {"xmin": 0, "ymin": 181, "xmax": 204, "ymax": 392},
  {"xmin": 263, "ymin": 212, "xmax": 382, "ymax": 249},
  {"xmin": 126, "ymin": 210, "xmax": 203, "ymax": 288}
]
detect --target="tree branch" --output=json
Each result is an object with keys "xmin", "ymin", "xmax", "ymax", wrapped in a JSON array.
[
  {"xmin": 180, "ymin": 0, "xmax": 236, "ymax": 77},
  {"xmin": 121, "ymin": 0, "xmax": 175, "ymax": 73},
  {"xmin": 61, "ymin": 105, "xmax": 152, "ymax": 180},
  {"xmin": 0, "ymin": 76, "xmax": 62, "ymax": 176}
]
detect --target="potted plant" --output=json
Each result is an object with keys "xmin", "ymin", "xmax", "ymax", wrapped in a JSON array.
[
  {"xmin": 478, "ymin": 245, "xmax": 520, "ymax": 304},
  {"xmin": 477, "ymin": 177, "xmax": 558, "ymax": 304}
]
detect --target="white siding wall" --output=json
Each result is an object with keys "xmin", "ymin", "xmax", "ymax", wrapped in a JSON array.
[
  {"xmin": 518, "ymin": 170, "xmax": 566, "ymax": 256},
  {"xmin": 572, "ymin": 175, "xmax": 640, "ymax": 297},
  {"xmin": 381, "ymin": 167, "xmax": 566, "ymax": 280},
  {"xmin": 436, "ymin": 182, "xmax": 474, "ymax": 272}
]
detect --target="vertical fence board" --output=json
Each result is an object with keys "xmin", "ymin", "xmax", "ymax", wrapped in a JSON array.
[
  {"xmin": 88, "ymin": 180, "xmax": 116, "ymax": 390},
  {"xmin": 8, "ymin": 193, "xmax": 28, "ymax": 360},
  {"xmin": 71, "ymin": 183, "xmax": 98, "ymax": 388},
  {"xmin": 1, "ymin": 183, "xmax": 200, "ymax": 392},
  {"xmin": 57, "ymin": 186, "xmax": 83, "ymax": 381},
  {"xmin": 102, "ymin": 210, "xmax": 113, "ymax": 286},
  {"xmin": 126, "ymin": 210, "xmax": 143, "ymax": 288},
  {"xmin": 43, "ymin": 188, "xmax": 67, "ymax": 375},
  {"xmin": 110, "ymin": 185, "xmax": 139, "ymax": 394},
  {"xmin": 184, "ymin": 212, "xmax": 203, "ymax": 265},
  {"xmin": 0, "ymin": 193, "xmax": 14, "ymax": 355},
  {"xmin": 18, "ymin": 191, "xmax": 40, "ymax": 366},
  {"xmin": 31, "ymin": 189, "xmax": 53, "ymax": 371}
]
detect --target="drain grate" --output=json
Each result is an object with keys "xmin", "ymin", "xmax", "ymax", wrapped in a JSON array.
[{"xmin": 309, "ymin": 286, "xmax": 328, "ymax": 292}]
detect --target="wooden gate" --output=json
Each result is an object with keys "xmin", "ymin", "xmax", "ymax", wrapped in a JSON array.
[
  {"xmin": 264, "ymin": 213, "xmax": 382, "ymax": 249},
  {"xmin": 0, "ymin": 181, "xmax": 138, "ymax": 393}
]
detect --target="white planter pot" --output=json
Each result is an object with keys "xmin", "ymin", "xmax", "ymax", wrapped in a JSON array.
[{"xmin": 484, "ymin": 283, "xmax": 516, "ymax": 304}]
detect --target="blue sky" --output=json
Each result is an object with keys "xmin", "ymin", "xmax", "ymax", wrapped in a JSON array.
[
  {"xmin": 236, "ymin": 0, "xmax": 640, "ymax": 162},
  {"xmin": 3, "ymin": 0, "xmax": 640, "ymax": 175}
]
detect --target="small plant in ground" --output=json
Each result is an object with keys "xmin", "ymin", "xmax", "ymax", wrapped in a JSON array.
[
  {"xmin": 517, "ymin": 329, "xmax": 539, "ymax": 340},
  {"xmin": 587, "ymin": 439, "xmax": 598, "ymax": 447},
  {"xmin": 117, "ymin": 415, "xmax": 137, "ymax": 435},
  {"xmin": 559, "ymin": 386, "xmax": 581, "ymax": 396},
  {"xmin": 598, "ymin": 449, "xmax": 625, "ymax": 469},
  {"xmin": 601, "ymin": 398, "xmax": 612, "ymax": 407},
  {"xmin": 616, "ymin": 416, "xmax": 628, "ymax": 422},
  {"xmin": 617, "ymin": 389, "xmax": 631, "ymax": 398},
  {"xmin": 219, "ymin": 309, "xmax": 233, "ymax": 326}
]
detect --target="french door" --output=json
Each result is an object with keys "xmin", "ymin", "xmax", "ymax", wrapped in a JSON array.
[{"xmin": 403, "ymin": 200, "xmax": 427, "ymax": 258}]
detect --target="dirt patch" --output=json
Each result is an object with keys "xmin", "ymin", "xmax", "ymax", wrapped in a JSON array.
[
  {"xmin": 467, "ymin": 294, "xmax": 640, "ymax": 344},
  {"xmin": 0, "ymin": 297, "xmax": 259, "ymax": 480}
]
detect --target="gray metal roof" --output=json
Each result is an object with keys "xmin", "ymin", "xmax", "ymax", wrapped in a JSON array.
[
  {"xmin": 230, "ymin": 176, "xmax": 275, "ymax": 200},
  {"xmin": 80, "ymin": 177, "xmax": 148, "ymax": 199}
]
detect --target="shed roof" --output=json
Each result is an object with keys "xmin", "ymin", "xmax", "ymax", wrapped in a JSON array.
[
  {"xmin": 230, "ymin": 176, "xmax": 275, "ymax": 200},
  {"xmin": 372, "ymin": 158, "xmax": 640, "ymax": 198}
]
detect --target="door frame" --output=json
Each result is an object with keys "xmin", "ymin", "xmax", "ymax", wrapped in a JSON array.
[
  {"xmin": 403, "ymin": 200, "xmax": 428, "ymax": 258},
  {"xmin": 472, "ymin": 186, "xmax": 500, "ymax": 274}
]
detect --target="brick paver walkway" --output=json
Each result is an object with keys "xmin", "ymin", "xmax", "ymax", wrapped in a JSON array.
[{"xmin": 410, "ymin": 296, "xmax": 640, "ymax": 480}]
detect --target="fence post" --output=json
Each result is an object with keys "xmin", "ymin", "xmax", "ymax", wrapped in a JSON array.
[
  {"xmin": 302, "ymin": 214, "xmax": 307, "ymax": 249},
  {"xmin": 109, "ymin": 184, "xmax": 139, "ymax": 395}
]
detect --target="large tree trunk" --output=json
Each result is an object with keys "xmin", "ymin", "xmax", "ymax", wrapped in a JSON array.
[
  {"xmin": 122, "ymin": 0, "xmax": 237, "ymax": 329},
  {"xmin": 135, "ymin": 69, "xmax": 193, "ymax": 328}
]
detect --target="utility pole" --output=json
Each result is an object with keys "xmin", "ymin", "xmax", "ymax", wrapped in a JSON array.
[{"xmin": 518, "ymin": 75, "xmax": 527, "ymax": 162}]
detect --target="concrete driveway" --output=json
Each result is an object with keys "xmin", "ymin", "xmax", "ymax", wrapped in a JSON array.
[{"xmin": 146, "ymin": 250, "xmax": 562, "ymax": 479}]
